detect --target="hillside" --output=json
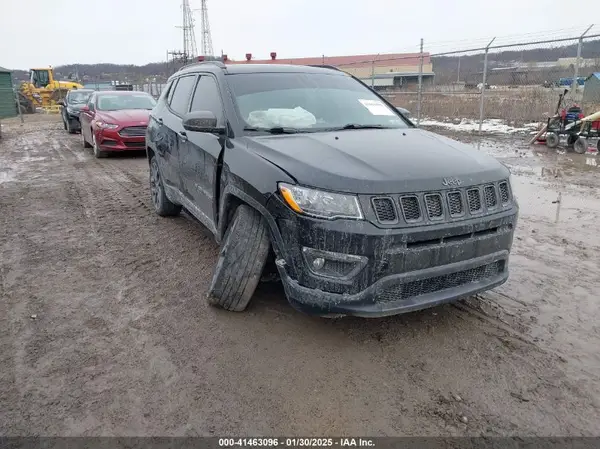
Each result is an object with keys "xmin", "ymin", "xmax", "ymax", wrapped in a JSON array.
[
  {"xmin": 10, "ymin": 39, "xmax": 600, "ymax": 84},
  {"xmin": 432, "ymin": 39, "xmax": 600, "ymax": 84}
]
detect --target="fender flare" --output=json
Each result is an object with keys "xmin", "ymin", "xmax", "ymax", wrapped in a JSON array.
[{"xmin": 217, "ymin": 185, "xmax": 289, "ymax": 265}]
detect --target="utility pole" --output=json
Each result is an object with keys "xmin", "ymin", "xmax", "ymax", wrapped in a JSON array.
[
  {"xmin": 417, "ymin": 38, "xmax": 424, "ymax": 126},
  {"xmin": 477, "ymin": 37, "xmax": 496, "ymax": 146},
  {"xmin": 572, "ymin": 24, "xmax": 593, "ymax": 93}
]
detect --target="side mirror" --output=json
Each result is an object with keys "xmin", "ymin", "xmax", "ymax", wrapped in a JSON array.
[
  {"xmin": 182, "ymin": 110, "xmax": 225, "ymax": 134},
  {"xmin": 58, "ymin": 100, "xmax": 65, "ymax": 107},
  {"xmin": 396, "ymin": 107, "xmax": 411, "ymax": 117},
  {"xmin": 80, "ymin": 105, "xmax": 89, "ymax": 113}
]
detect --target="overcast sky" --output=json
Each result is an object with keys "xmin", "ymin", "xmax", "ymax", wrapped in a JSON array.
[{"xmin": 0, "ymin": 0, "xmax": 596, "ymax": 69}]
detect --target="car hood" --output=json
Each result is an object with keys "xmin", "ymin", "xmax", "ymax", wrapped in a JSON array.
[
  {"xmin": 66, "ymin": 103, "xmax": 86, "ymax": 111},
  {"xmin": 246, "ymin": 128, "xmax": 510, "ymax": 194},
  {"xmin": 97, "ymin": 109, "xmax": 150, "ymax": 125}
]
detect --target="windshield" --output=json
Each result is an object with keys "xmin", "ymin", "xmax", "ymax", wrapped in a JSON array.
[
  {"xmin": 97, "ymin": 94, "xmax": 156, "ymax": 111},
  {"xmin": 68, "ymin": 91, "xmax": 92, "ymax": 105},
  {"xmin": 226, "ymin": 72, "xmax": 409, "ymax": 132}
]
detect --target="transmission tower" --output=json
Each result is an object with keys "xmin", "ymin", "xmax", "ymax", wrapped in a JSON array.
[
  {"xmin": 199, "ymin": 0, "xmax": 214, "ymax": 57},
  {"xmin": 180, "ymin": 0, "xmax": 198, "ymax": 59}
]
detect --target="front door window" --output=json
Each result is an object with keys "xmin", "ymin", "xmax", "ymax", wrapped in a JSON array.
[{"xmin": 31, "ymin": 70, "xmax": 50, "ymax": 88}]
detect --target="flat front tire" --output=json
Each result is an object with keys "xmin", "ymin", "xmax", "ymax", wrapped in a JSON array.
[
  {"xmin": 207, "ymin": 205, "xmax": 270, "ymax": 312},
  {"xmin": 149, "ymin": 156, "xmax": 181, "ymax": 217}
]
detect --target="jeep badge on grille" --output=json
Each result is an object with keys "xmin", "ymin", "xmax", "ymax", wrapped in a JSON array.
[{"xmin": 442, "ymin": 177, "xmax": 462, "ymax": 187}]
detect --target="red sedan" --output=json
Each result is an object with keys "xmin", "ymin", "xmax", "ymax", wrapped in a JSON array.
[{"xmin": 80, "ymin": 91, "xmax": 157, "ymax": 158}]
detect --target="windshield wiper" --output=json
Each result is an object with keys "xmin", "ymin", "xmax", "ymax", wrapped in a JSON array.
[
  {"xmin": 244, "ymin": 126, "xmax": 299, "ymax": 134},
  {"xmin": 339, "ymin": 124, "xmax": 389, "ymax": 130}
]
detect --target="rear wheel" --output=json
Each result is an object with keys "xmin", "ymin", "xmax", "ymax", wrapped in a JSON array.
[
  {"xmin": 574, "ymin": 137, "xmax": 588, "ymax": 154},
  {"xmin": 207, "ymin": 205, "xmax": 270, "ymax": 312},
  {"xmin": 149, "ymin": 156, "xmax": 181, "ymax": 217}
]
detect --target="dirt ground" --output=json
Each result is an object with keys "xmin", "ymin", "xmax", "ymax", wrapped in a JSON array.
[{"xmin": 1, "ymin": 115, "xmax": 599, "ymax": 436}]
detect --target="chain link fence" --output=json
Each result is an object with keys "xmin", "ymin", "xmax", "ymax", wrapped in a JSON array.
[{"xmin": 336, "ymin": 26, "xmax": 600, "ymax": 135}]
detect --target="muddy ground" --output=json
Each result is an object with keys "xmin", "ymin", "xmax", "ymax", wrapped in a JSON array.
[{"xmin": 1, "ymin": 115, "xmax": 599, "ymax": 436}]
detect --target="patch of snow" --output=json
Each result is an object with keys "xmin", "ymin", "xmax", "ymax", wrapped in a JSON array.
[
  {"xmin": 0, "ymin": 169, "xmax": 15, "ymax": 184},
  {"xmin": 420, "ymin": 118, "xmax": 540, "ymax": 134}
]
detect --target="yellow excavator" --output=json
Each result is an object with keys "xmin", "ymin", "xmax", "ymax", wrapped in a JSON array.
[{"xmin": 17, "ymin": 67, "xmax": 84, "ymax": 114}]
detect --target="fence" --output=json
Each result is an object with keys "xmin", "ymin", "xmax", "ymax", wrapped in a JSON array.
[{"xmin": 335, "ymin": 25, "xmax": 600, "ymax": 133}]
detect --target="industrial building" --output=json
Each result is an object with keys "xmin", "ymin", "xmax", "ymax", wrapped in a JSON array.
[
  {"xmin": 222, "ymin": 52, "xmax": 435, "ymax": 90},
  {"xmin": 583, "ymin": 73, "xmax": 600, "ymax": 104},
  {"xmin": 0, "ymin": 66, "xmax": 17, "ymax": 122}
]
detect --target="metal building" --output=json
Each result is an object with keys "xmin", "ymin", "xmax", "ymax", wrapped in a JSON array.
[
  {"xmin": 0, "ymin": 66, "xmax": 17, "ymax": 119},
  {"xmin": 583, "ymin": 73, "xmax": 600, "ymax": 105}
]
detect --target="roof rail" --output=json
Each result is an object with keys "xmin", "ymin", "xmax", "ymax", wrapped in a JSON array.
[
  {"xmin": 180, "ymin": 60, "xmax": 226, "ymax": 70},
  {"xmin": 307, "ymin": 64, "xmax": 342, "ymax": 71}
]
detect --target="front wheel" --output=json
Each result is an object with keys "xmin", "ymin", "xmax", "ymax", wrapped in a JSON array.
[
  {"xmin": 206, "ymin": 205, "xmax": 270, "ymax": 312},
  {"xmin": 92, "ymin": 134, "xmax": 107, "ymax": 158},
  {"xmin": 82, "ymin": 129, "xmax": 92, "ymax": 148},
  {"xmin": 545, "ymin": 132, "xmax": 559, "ymax": 148},
  {"xmin": 149, "ymin": 156, "xmax": 181, "ymax": 217}
]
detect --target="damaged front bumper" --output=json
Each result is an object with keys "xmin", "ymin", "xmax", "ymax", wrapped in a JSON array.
[{"xmin": 268, "ymin": 196, "xmax": 518, "ymax": 318}]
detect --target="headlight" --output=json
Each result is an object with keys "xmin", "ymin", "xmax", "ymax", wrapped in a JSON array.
[
  {"xmin": 66, "ymin": 107, "xmax": 78, "ymax": 115},
  {"xmin": 278, "ymin": 183, "xmax": 363, "ymax": 220},
  {"xmin": 508, "ymin": 173, "xmax": 518, "ymax": 204},
  {"xmin": 96, "ymin": 121, "xmax": 119, "ymax": 130}
]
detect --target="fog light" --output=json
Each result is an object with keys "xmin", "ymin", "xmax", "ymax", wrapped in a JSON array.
[
  {"xmin": 312, "ymin": 257, "xmax": 325, "ymax": 271},
  {"xmin": 302, "ymin": 247, "xmax": 368, "ymax": 280}
]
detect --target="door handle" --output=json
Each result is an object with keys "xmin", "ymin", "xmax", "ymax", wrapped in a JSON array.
[
  {"xmin": 156, "ymin": 117, "xmax": 163, "ymax": 125},
  {"xmin": 179, "ymin": 131, "xmax": 188, "ymax": 142}
]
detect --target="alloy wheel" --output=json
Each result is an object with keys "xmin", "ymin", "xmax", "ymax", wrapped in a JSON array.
[{"xmin": 150, "ymin": 160, "xmax": 161, "ymax": 210}]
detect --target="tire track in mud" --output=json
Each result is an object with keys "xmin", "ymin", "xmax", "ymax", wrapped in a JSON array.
[
  {"xmin": 1, "ymin": 137, "xmax": 218, "ymax": 434},
  {"xmin": 59, "ymin": 139, "xmax": 219, "ymax": 311}
]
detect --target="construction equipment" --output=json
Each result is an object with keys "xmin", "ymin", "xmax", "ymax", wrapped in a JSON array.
[
  {"xmin": 17, "ymin": 67, "xmax": 84, "ymax": 114},
  {"xmin": 544, "ymin": 104, "xmax": 584, "ymax": 149},
  {"xmin": 529, "ymin": 89, "xmax": 584, "ymax": 148},
  {"xmin": 564, "ymin": 110, "xmax": 600, "ymax": 154}
]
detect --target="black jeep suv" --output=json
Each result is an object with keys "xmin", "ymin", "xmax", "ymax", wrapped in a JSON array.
[{"xmin": 145, "ymin": 62, "xmax": 518, "ymax": 318}]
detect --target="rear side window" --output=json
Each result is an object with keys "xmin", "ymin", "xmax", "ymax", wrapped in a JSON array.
[
  {"xmin": 169, "ymin": 75, "xmax": 196, "ymax": 116},
  {"xmin": 190, "ymin": 76, "xmax": 223, "ymax": 118}
]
